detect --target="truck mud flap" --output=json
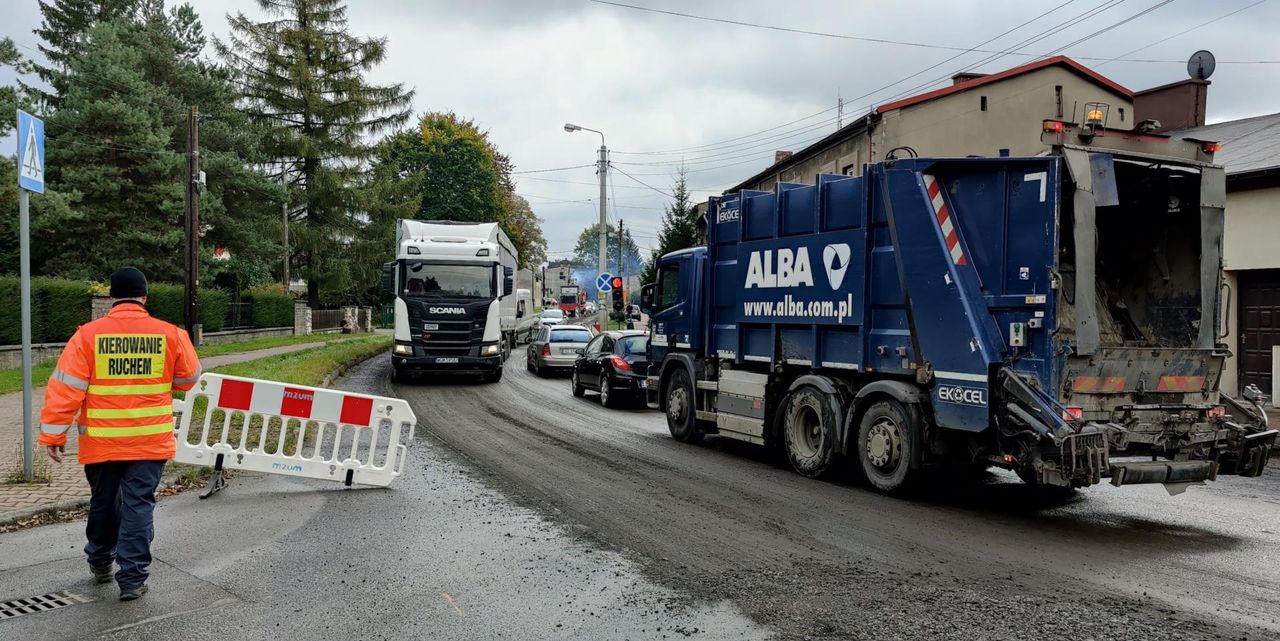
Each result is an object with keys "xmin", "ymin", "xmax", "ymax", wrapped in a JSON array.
[{"xmin": 1109, "ymin": 461, "xmax": 1217, "ymax": 487}]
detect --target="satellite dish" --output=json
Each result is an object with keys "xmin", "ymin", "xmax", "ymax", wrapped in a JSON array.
[{"xmin": 1188, "ymin": 50, "xmax": 1216, "ymax": 80}]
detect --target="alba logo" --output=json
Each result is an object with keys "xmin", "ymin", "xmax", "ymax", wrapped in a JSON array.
[
  {"xmin": 822, "ymin": 244, "xmax": 851, "ymax": 290},
  {"xmin": 745, "ymin": 248, "xmax": 814, "ymax": 288}
]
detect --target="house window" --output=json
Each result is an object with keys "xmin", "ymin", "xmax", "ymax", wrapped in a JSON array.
[
  {"xmin": 980, "ymin": 95, "xmax": 987, "ymax": 111},
  {"xmin": 842, "ymin": 163, "xmax": 857, "ymax": 176},
  {"xmin": 1118, "ymin": 107, "xmax": 1125, "ymax": 122}
]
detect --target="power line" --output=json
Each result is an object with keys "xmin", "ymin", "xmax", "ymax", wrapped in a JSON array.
[
  {"xmin": 1096, "ymin": 0, "xmax": 1271, "ymax": 67},
  {"xmin": 512, "ymin": 164, "xmax": 597, "ymax": 174},
  {"xmin": 1036, "ymin": 0, "xmax": 1177, "ymax": 60},
  {"xmin": 610, "ymin": 164, "xmax": 676, "ymax": 197},
  {"xmin": 591, "ymin": 0, "xmax": 1279, "ymax": 64}
]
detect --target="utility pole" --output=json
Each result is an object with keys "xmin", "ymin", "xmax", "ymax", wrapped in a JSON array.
[
  {"xmin": 183, "ymin": 107, "xmax": 201, "ymax": 341},
  {"xmin": 837, "ymin": 89, "xmax": 844, "ymax": 129},
  {"xmin": 618, "ymin": 218, "xmax": 624, "ymax": 307},
  {"xmin": 280, "ymin": 161, "xmax": 289, "ymax": 289},
  {"xmin": 596, "ymin": 142, "xmax": 608, "ymax": 331}
]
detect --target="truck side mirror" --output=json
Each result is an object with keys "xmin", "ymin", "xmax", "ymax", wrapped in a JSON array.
[
  {"xmin": 381, "ymin": 263, "xmax": 395, "ymax": 296},
  {"xmin": 503, "ymin": 266, "xmax": 514, "ymax": 297},
  {"xmin": 640, "ymin": 283, "xmax": 656, "ymax": 314}
]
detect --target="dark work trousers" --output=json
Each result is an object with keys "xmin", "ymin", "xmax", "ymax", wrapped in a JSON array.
[{"xmin": 83, "ymin": 460, "xmax": 166, "ymax": 589}]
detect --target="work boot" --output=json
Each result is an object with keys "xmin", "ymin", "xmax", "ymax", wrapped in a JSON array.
[
  {"xmin": 118, "ymin": 585, "xmax": 148, "ymax": 601},
  {"xmin": 90, "ymin": 564, "xmax": 113, "ymax": 585}
]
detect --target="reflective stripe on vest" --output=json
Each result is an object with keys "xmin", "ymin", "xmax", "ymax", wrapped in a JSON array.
[
  {"xmin": 85, "ymin": 405, "xmax": 173, "ymax": 420},
  {"xmin": 88, "ymin": 382, "xmax": 173, "ymax": 395},
  {"xmin": 85, "ymin": 420, "xmax": 173, "ymax": 437}
]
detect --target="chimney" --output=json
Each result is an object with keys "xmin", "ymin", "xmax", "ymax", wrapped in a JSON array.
[
  {"xmin": 951, "ymin": 72, "xmax": 987, "ymax": 85},
  {"xmin": 1133, "ymin": 79, "xmax": 1209, "ymax": 133},
  {"xmin": 775, "ymin": 150, "xmax": 794, "ymax": 164}
]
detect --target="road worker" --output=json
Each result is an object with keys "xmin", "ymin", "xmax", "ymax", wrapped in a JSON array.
[{"xmin": 39, "ymin": 267, "xmax": 201, "ymax": 601}]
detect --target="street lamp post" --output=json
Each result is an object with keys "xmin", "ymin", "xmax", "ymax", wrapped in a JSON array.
[{"xmin": 564, "ymin": 123, "xmax": 608, "ymax": 331}]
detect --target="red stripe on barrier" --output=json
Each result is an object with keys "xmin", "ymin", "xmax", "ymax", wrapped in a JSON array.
[
  {"xmin": 281, "ymin": 387, "xmax": 315, "ymax": 418},
  {"xmin": 935, "ymin": 205, "xmax": 949, "ymax": 225},
  {"xmin": 341, "ymin": 396, "xmax": 374, "ymax": 427},
  {"xmin": 218, "ymin": 379, "xmax": 254, "ymax": 410},
  {"xmin": 955, "ymin": 254, "xmax": 968, "ymax": 266},
  {"xmin": 927, "ymin": 178, "xmax": 941, "ymax": 199}
]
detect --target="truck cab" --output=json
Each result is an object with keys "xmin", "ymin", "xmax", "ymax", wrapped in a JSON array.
[{"xmin": 387, "ymin": 220, "xmax": 517, "ymax": 383}]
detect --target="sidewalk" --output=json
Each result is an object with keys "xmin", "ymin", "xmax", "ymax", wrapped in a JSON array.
[{"xmin": 0, "ymin": 341, "xmax": 335, "ymax": 522}]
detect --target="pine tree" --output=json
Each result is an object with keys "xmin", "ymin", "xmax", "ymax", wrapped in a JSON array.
[
  {"xmin": 217, "ymin": 0, "xmax": 414, "ymax": 305},
  {"xmin": 29, "ymin": 0, "xmax": 142, "ymax": 108},
  {"xmin": 640, "ymin": 169, "xmax": 698, "ymax": 285},
  {"xmin": 31, "ymin": 3, "xmax": 282, "ymax": 285}
]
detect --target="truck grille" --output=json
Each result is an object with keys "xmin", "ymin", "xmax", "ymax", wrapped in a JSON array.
[{"xmin": 418, "ymin": 320, "xmax": 481, "ymax": 356}]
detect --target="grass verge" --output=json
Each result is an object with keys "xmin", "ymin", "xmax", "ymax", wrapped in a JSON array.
[{"xmin": 0, "ymin": 332, "xmax": 366, "ymax": 395}]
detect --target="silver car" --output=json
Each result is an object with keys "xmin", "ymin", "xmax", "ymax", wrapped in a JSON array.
[{"xmin": 527, "ymin": 325, "xmax": 595, "ymax": 376}]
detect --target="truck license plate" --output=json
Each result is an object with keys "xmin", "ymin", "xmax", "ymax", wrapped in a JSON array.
[
  {"xmin": 423, "ymin": 323, "xmax": 439, "ymax": 331},
  {"xmin": 435, "ymin": 357, "xmax": 458, "ymax": 364}
]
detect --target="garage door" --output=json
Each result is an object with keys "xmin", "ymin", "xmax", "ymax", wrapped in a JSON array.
[{"xmin": 1238, "ymin": 269, "xmax": 1280, "ymax": 395}]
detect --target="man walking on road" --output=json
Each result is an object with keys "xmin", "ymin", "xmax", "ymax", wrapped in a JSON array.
[{"xmin": 38, "ymin": 267, "xmax": 201, "ymax": 601}]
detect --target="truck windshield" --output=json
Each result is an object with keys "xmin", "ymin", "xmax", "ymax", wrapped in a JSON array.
[{"xmin": 402, "ymin": 262, "xmax": 493, "ymax": 299}]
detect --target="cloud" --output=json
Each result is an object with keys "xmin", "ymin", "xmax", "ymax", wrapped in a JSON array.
[{"xmin": 3, "ymin": 0, "xmax": 1278, "ymax": 260}]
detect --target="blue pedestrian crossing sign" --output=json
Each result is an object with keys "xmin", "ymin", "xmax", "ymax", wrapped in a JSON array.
[
  {"xmin": 596, "ymin": 273, "xmax": 614, "ymax": 292},
  {"xmin": 16, "ymin": 110, "xmax": 44, "ymax": 194}
]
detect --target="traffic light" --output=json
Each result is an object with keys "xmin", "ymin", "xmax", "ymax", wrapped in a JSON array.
[{"xmin": 611, "ymin": 277, "xmax": 624, "ymax": 312}]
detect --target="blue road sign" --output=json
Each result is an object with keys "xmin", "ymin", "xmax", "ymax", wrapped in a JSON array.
[
  {"xmin": 16, "ymin": 110, "xmax": 44, "ymax": 194},
  {"xmin": 596, "ymin": 273, "xmax": 614, "ymax": 292}
]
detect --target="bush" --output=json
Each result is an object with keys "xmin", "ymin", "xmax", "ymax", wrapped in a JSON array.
[
  {"xmin": 0, "ymin": 277, "xmax": 35, "ymax": 345},
  {"xmin": 200, "ymin": 288, "xmax": 229, "ymax": 333},
  {"xmin": 146, "ymin": 283, "xmax": 185, "ymax": 326},
  {"xmin": 145, "ymin": 284, "xmax": 229, "ymax": 332},
  {"xmin": 34, "ymin": 277, "xmax": 92, "ymax": 343},
  {"xmin": 246, "ymin": 288, "xmax": 294, "ymax": 328}
]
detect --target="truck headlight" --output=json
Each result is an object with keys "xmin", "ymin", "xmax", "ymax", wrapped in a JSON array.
[
  {"xmin": 481, "ymin": 343, "xmax": 500, "ymax": 356},
  {"xmin": 394, "ymin": 343, "xmax": 413, "ymax": 355}
]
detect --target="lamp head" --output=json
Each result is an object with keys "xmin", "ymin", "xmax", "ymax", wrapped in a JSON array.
[{"xmin": 564, "ymin": 123, "xmax": 581, "ymax": 132}]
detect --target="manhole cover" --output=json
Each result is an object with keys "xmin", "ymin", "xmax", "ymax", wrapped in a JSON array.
[{"xmin": 0, "ymin": 591, "xmax": 95, "ymax": 620}]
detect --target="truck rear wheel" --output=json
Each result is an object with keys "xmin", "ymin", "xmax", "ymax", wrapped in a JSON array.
[
  {"xmin": 665, "ymin": 368, "xmax": 703, "ymax": 443},
  {"xmin": 857, "ymin": 399, "xmax": 920, "ymax": 493},
  {"xmin": 782, "ymin": 386, "xmax": 839, "ymax": 479}
]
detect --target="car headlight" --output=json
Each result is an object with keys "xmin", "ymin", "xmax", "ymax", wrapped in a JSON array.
[
  {"xmin": 394, "ymin": 343, "xmax": 413, "ymax": 355},
  {"xmin": 481, "ymin": 343, "xmax": 500, "ymax": 356}
]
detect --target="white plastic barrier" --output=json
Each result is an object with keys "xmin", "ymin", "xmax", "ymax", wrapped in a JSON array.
[{"xmin": 172, "ymin": 374, "xmax": 417, "ymax": 495}]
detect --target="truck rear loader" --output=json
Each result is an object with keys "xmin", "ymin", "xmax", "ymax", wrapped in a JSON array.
[{"xmin": 641, "ymin": 120, "xmax": 1276, "ymax": 493}]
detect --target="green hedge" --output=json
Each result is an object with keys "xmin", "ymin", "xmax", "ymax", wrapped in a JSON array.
[
  {"xmin": 146, "ymin": 283, "xmax": 228, "ymax": 333},
  {"xmin": 245, "ymin": 287, "xmax": 294, "ymax": 328},
  {"xmin": 0, "ymin": 276, "xmax": 94, "ymax": 344}
]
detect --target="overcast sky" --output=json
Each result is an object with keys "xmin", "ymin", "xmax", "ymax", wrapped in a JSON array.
[{"xmin": 4, "ymin": 0, "xmax": 1279, "ymax": 261}]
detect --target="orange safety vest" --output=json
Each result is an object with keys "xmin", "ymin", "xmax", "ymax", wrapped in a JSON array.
[{"xmin": 39, "ymin": 301, "xmax": 201, "ymax": 464}]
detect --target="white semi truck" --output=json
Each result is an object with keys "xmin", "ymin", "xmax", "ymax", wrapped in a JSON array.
[{"xmin": 384, "ymin": 220, "xmax": 519, "ymax": 383}]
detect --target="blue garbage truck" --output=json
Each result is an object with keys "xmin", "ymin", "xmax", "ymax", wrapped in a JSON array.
[{"xmin": 640, "ymin": 120, "xmax": 1276, "ymax": 493}]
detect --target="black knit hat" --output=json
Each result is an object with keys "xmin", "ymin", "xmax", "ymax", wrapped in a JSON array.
[{"xmin": 109, "ymin": 267, "xmax": 148, "ymax": 299}]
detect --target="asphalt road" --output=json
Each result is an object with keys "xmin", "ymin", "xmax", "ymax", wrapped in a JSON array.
[{"xmin": 393, "ymin": 349, "xmax": 1280, "ymax": 641}]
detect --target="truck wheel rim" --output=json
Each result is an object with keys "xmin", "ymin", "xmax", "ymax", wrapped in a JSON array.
[
  {"xmin": 866, "ymin": 418, "xmax": 901, "ymax": 471},
  {"xmin": 789, "ymin": 402, "xmax": 822, "ymax": 459},
  {"xmin": 668, "ymin": 386, "xmax": 688, "ymax": 423}
]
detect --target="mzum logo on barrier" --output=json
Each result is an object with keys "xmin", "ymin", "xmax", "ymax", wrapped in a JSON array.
[
  {"xmin": 937, "ymin": 385, "xmax": 987, "ymax": 406},
  {"xmin": 172, "ymin": 374, "xmax": 418, "ymax": 496}
]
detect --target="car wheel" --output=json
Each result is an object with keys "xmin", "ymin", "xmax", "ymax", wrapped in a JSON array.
[
  {"xmin": 600, "ymin": 373, "xmax": 616, "ymax": 408},
  {"xmin": 571, "ymin": 368, "xmax": 585, "ymax": 397},
  {"xmin": 665, "ymin": 368, "xmax": 702, "ymax": 443}
]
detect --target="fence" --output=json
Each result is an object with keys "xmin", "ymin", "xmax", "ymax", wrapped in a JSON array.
[
  {"xmin": 224, "ymin": 302, "xmax": 255, "ymax": 330},
  {"xmin": 312, "ymin": 309, "xmax": 345, "ymax": 331}
]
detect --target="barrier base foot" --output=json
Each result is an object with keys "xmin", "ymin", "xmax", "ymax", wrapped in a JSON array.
[{"xmin": 198, "ymin": 469, "xmax": 227, "ymax": 499}]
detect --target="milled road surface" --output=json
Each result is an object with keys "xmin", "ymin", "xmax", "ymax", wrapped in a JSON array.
[{"xmin": 395, "ymin": 350, "xmax": 1280, "ymax": 641}]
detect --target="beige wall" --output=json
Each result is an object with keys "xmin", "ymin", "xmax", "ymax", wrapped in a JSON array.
[
  {"xmin": 746, "ymin": 66, "xmax": 1133, "ymax": 191},
  {"xmin": 1219, "ymin": 186, "xmax": 1280, "ymax": 395},
  {"xmin": 1222, "ymin": 186, "xmax": 1280, "ymax": 271}
]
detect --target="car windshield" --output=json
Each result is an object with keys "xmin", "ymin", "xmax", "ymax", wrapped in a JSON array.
[
  {"xmin": 549, "ymin": 329, "xmax": 592, "ymax": 343},
  {"xmin": 402, "ymin": 262, "xmax": 493, "ymax": 299},
  {"xmin": 541, "ymin": 310, "xmax": 564, "ymax": 319},
  {"xmin": 617, "ymin": 336, "xmax": 648, "ymax": 357}
]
